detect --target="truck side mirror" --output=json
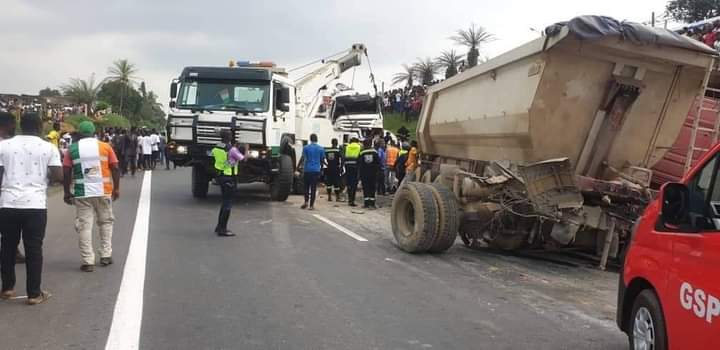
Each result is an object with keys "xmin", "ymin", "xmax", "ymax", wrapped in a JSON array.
[
  {"xmin": 170, "ymin": 81, "xmax": 178, "ymax": 99},
  {"xmin": 660, "ymin": 182, "xmax": 690, "ymax": 226},
  {"xmin": 275, "ymin": 88, "xmax": 290, "ymax": 112}
]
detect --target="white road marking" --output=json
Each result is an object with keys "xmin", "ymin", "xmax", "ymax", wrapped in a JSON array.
[
  {"xmin": 105, "ymin": 171, "xmax": 152, "ymax": 350},
  {"xmin": 313, "ymin": 214, "xmax": 368, "ymax": 242},
  {"xmin": 259, "ymin": 219, "xmax": 273, "ymax": 225}
]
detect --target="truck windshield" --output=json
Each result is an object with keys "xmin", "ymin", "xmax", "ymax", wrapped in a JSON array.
[
  {"xmin": 332, "ymin": 95, "xmax": 379, "ymax": 119},
  {"xmin": 177, "ymin": 81, "xmax": 270, "ymax": 112}
]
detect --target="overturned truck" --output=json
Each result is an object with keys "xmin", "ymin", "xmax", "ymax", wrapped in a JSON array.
[{"xmin": 391, "ymin": 16, "xmax": 718, "ymax": 268}]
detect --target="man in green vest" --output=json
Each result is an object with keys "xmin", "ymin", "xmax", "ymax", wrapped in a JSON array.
[
  {"xmin": 343, "ymin": 137, "xmax": 362, "ymax": 207},
  {"xmin": 212, "ymin": 130, "xmax": 240, "ymax": 236}
]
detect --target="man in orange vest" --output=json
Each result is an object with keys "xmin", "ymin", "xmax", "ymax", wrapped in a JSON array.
[{"xmin": 385, "ymin": 140, "xmax": 399, "ymax": 193}]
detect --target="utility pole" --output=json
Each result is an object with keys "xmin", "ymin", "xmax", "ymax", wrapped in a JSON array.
[{"xmin": 651, "ymin": 12, "xmax": 656, "ymax": 27}]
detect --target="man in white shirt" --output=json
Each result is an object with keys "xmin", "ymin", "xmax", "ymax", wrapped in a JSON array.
[
  {"xmin": 150, "ymin": 129, "xmax": 160, "ymax": 170},
  {"xmin": 0, "ymin": 113, "xmax": 62, "ymax": 305},
  {"xmin": 140, "ymin": 130, "xmax": 153, "ymax": 170}
]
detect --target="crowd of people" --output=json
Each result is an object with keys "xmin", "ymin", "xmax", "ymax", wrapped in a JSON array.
[
  {"xmin": 297, "ymin": 131, "xmax": 418, "ymax": 211},
  {"xmin": 0, "ymin": 111, "xmax": 123, "ymax": 305},
  {"xmin": 382, "ymin": 85, "xmax": 431, "ymax": 121},
  {"xmin": 679, "ymin": 20, "xmax": 720, "ymax": 50}
]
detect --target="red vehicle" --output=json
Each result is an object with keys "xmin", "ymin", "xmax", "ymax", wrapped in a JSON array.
[{"xmin": 618, "ymin": 142, "xmax": 720, "ymax": 349}]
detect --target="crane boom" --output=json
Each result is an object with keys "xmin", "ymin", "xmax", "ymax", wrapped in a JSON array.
[{"xmin": 294, "ymin": 44, "xmax": 366, "ymax": 107}]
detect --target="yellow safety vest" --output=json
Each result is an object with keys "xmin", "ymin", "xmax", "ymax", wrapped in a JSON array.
[
  {"xmin": 344, "ymin": 142, "xmax": 362, "ymax": 165},
  {"xmin": 211, "ymin": 146, "xmax": 238, "ymax": 176}
]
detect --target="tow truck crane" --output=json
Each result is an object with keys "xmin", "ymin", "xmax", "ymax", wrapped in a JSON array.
[{"xmin": 166, "ymin": 44, "xmax": 381, "ymax": 200}]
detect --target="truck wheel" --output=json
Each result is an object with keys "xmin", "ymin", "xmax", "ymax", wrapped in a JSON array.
[
  {"xmin": 192, "ymin": 164, "xmax": 209, "ymax": 198},
  {"xmin": 428, "ymin": 183, "xmax": 460, "ymax": 253},
  {"xmin": 391, "ymin": 182, "xmax": 439, "ymax": 253},
  {"xmin": 629, "ymin": 290, "xmax": 667, "ymax": 350},
  {"xmin": 420, "ymin": 169, "xmax": 439, "ymax": 184},
  {"xmin": 270, "ymin": 154, "xmax": 293, "ymax": 201}
]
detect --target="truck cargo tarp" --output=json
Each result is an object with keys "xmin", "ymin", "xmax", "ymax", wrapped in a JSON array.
[{"xmin": 545, "ymin": 15, "xmax": 717, "ymax": 55}]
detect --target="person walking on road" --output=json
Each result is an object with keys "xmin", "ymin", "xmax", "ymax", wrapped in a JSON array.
[
  {"xmin": 140, "ymin": 130, "xmax": 153, "ymax": 170},
  {"xmin": 0, "ymin": 113, "xmax": 62, "ymax": 304},
  {"xmin": 212, "ymin": 130, "xmax": 240, "ymax": 236},
  {"xmin": 375, "ymin": 140, "xmax": 387, "ymax": 196},
  {"xmin": 359, "ymin": 138, "xmax": 380, "ymax": 209},
  {"xmin": 124, "ymin": 128, "xmax": 139, "ymax": 176},
  {"xmin": 0, "ymin": 112, "xmax": 26, "ymax": 264},
  {"xmin": 385, "ymin": 140, "xmax": 399, "ymax": 193},
  {"xmin": 150, "ymin": 129, "xmax": 160, "ymax": 170},
  {"xmin": 396, "ymin": 144, "xmax": 409, "ymax": 184},
  {"xmin": 405, "ymin": 140, "xmax": 418, "ymax": 176},
  {"xmin": 324, "ymin": 138, "xmax": 343, "ymax": 202},
  {"xmin": 62, "ymin": 121, "xmax": 120, "ymax": 272},
  {"xmin": 343, "ymin": 137, "xmax": 362, "ymax": 207},
  {"xmin": 301, "ymin": 134, "xmax": 325, "ymax": 210}
]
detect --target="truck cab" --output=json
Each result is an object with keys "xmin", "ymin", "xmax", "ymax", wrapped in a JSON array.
[
  {"xmin": 618, "ymin": 142, "xmax": 720, "ymax": 349},
  {"xmin": 166, "ymin": 64, "xmax": 297, "ymax": 200}
]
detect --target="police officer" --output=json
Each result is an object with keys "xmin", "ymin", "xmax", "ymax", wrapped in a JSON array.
[
  {"xmin": 344, "ymin": 137, "xmax": 362, "ymax": 207},
  {"xmin": 324, "ymin": 138, "xmax": 343, "ymax": 202},
  {"xmin": 212, "ymin": 130, "xmax": 239, "ymax": 237},
  {"xmin": 359, "ymin": 138, "xmax": 380, "ymax": 209}
]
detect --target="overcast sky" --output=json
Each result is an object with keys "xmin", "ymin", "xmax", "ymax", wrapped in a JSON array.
[{"xmin": 1, "ymin": 0, "xmax": 671, "ymax": 108}]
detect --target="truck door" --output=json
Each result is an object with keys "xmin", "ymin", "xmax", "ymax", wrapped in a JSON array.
[{"xmin": 665, "ymin": 151, "xmax": 720, "ymax": 348}]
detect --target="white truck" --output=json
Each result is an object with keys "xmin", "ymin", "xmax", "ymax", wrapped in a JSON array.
[{"xmin": 166, "ymin": 44, "xmax": 381, "ymax": 199}]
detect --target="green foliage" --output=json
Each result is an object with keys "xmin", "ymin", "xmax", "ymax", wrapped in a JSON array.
[
  {"xmin": 39, "ymin": 87, "xmax": 61, "ymax": 97},
  {"xmin": 392, "ymin": 64, "xmax": 415, "ymax": 87},
  {"xmin": 98, "ymin": 80, "xmax": 143, "ymax": 120},
  {"xmin": 451, "ymin": 24, "xmax": 495, "ymax": 68},
  {"xmin": 413, "ymin": 58, "xmax": 438, "ymax": 86},
  {"xmin": 95, "ymin": 101, "xmax": 110, "ymax": 111},
  {"xmin": 61, "ymin": 75, "xmax": 101, "ymax": 108},
  {"xmin": 65, "ymin": 114, "xmax": 93, "ymax": 128},
  {"xmin": 666, "ymin": 0, "xmax": 720, "ymax": 22},
  {"xmin": 383, "ymin": 112, "xmax": 416, "ymax": 140},
  {"xmin": 99, "ymin": 114, "xmax": 131, "ymax": 129},
  {"xmin": 436, "ymin": 50, "xmax": 462, "ymax": 78}
]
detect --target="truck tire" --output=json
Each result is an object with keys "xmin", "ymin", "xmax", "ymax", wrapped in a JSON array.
[
  {"xmin": 628, "ymin": 290, "xmax": 667, "ymax": 350},
  {"xmin": 391, "ymin": 182, "xmax": 439, "ymax": 253},
  {"xmin": 192, "ymin": 164, "xmax": 209, "ymax": 198},
  {"xmin": 428, "ymin": 183, "xmax": 460, "ymax": 253},
  {"xmin": 270, "ymin": 154, "xmax": 293, "ymax": 201}
]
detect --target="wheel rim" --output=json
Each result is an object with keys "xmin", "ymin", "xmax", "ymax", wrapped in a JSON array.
[
  {"xmin": 633, "ymin": 307, "xmax": 655, "ymax": 350},
  {"xmin": 397, "ymin": 197, "xmax": 416, "ymax": 237}
]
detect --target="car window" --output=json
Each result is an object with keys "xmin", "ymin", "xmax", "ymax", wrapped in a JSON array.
[{"xmin": 688, "ymin": 154, "xmax": 720, "ymax": 227}]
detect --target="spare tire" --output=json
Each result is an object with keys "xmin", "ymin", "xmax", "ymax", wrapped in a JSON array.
[
  {"xmin": 428, "ymin": 183, "xmax": 460, "ymax": 253},
  {"xmin": 391, "ymin": 182, "xmax": 439, "ymax": 253}
]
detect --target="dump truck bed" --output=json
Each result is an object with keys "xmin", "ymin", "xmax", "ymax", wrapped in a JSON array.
[{"xmin": 418, "ymin": 16, "xmax": 717, "ymax": 180}]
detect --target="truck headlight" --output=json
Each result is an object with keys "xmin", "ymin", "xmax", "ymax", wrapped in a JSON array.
[{"xmin": 176, "ymin": 145, "xmax": 188, "ymax": 154}]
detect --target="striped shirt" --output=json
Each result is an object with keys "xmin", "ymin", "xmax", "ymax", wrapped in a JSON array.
[{"xmin": 63, "ymin": 138, "xmax": 118, "ymax": 198}]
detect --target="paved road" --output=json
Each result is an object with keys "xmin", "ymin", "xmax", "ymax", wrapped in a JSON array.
[{"xmin": 2, "ymin": 168, "xmax": 629, "ymax": 350}]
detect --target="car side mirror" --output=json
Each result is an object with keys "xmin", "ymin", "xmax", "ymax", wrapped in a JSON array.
[
  {"xmin": 170, "ymin": 81, "xmax": 178, "ymax": 99},
  {"xmin": 660, "ymin": 182, "xmax": 690, "ymax": 226}
]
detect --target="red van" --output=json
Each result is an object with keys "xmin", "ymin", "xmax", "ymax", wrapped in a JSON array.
[{"xmin": 617, "ymin": 143, "xmax": 720, "ymax": 349}]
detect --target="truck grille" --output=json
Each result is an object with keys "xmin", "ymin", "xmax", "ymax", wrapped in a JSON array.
[{"xmin": 195, "ymin": 119, "xmax": 265, "ymax": 146}]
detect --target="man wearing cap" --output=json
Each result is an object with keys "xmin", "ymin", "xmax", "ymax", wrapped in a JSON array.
[{"xmin": 62, "ymin": 121, "xmax": 120, "ymax": 272}]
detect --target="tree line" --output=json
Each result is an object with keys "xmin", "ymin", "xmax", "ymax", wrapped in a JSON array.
[
  {"xmin": 40, "ymin": 59, "xmax": 165, "ymax": 129},
  {"xmin": 392, "ymin": 24, "xmax": 495, "ymax": 87}
]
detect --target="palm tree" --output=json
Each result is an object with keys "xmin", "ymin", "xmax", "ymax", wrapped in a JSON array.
[
  {"xmin": 392, "ymin": 64, "xmax": 415, "ymax": 87},
  {"xmin": 106, "ymin": 59, "xmax": 138, "ymax": 115},
  {"xmin": 450, "ymin": 24, "xmax": 495, "ymax": 68},
  {"xmin": 60, "ymin": 75, "xmax": 102, "ymax": 114},
  {"xmin": 436, "ymin": 50, "xmax": 463, "ymax": 79},
  {"xmin": 413, "ymin": 57, "xmax": 438, "ymax": 86}
]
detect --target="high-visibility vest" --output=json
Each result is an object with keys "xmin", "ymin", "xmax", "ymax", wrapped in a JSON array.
[
  {"xmin": 212, "ymin": 145, "xmax": 238, "ymax": 176},
  {"xmin": 386, "ymin": 146, "xmax": 399, "ymax": 166},
  {"xmin": 69, "ymin": 138, "xmax": 114, "ymax": 198},
  {"xmin": 344, "ymin": 142, "xmax": 362, "ymax": 165}
]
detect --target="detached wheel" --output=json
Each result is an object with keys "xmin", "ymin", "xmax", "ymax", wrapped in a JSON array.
[
  {"xmin": 270, "ymin": 154, "xmax": 293, "ymax": 201},
  {"xmin": 629, "ymin": 290, "xmax": 667, "ymax": 350},
  {"xmin": 428, "ymin": 183, "xmax": 460, "ymax": 253},
  {"xmin": 192, "ymin": 165, "xmax": 209, "ymax": 198},
  {"xmin": 391, "ymin": 182, "xmax": 439, "ymax": 253}
]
